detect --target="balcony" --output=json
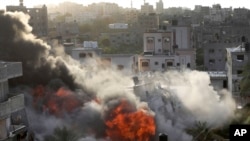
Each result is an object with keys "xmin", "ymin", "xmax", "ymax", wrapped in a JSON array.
[
  {"xmin": 0, "ymin": 62, "xmax": 22, "ymax": 82},
  {"xmin": 0, "ymin": 94, "xmax": 25, "ymax": 119}
]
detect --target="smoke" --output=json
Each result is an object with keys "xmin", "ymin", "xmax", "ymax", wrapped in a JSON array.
[
  {"xmin": 0, "ymin": 12, "xmax": 237, "ymax": 141},
  {"xmin": 0, "ymin": 12, "xmax": 77, "ymax": 89},
  {"xmin": 138, "ymin": 70, "xmax": 236, "ymax": 141}
]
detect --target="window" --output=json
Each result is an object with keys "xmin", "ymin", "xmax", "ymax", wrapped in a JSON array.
[
  {"xmin": 237, "ymin": 70, "xmax": 243, "ymax": 74},
  {"xmin": 237, "ymin": 55, "xmax": 244, "ymax": 61},
  {"xmin": 158, "ymin": 39, "xmax": 162, "ymax": 42},
  {"xmin": 209, "ymin": 59, "xmax": 215, "ymax": 64},
  {"xmin": 79, "ymin": 53, "xmax": 86, "ymax": 58},
  {"xmin": 187, "ymin": 63, "xmax": 190, "ymax": 68},
  {"xmin": 162, "ymin": 63, "xmax": 165, "ymax": 68},
  {"xmin": 209, "ymin": 49, "xmax": 215, "ymax": 53},
  {"xmin": 117, "ymin": 65, "xmax": 124, "ymax": 70},
  {"xmin": 142, "ymin": 62, "xmax": 149, "ymax": 67},
  {"xmin": 88, "ymin": 53, "xmax": 93, "ymax": 57},
  {"xmin": 164, "ymin": 37, "xmax": 170, "ymax": 43},
  {"xmin": 155, "ymin": 62, "xmax": 158, "ymax": 65},
  {"xmin": 176, "ymin": 63, "xmax": 180, "ymax": 66},
  {"xmin": 167, "ymin": 62, "xmax": 173, "ymax": 66},
  {"xmin": 147, "ymin": 37, "xmax": 154, "ymax": 43}
]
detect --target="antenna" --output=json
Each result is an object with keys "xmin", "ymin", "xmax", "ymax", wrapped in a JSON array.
[{"xmin": 131, "ymin": 0, "xmax": 133, "ymax": 8}]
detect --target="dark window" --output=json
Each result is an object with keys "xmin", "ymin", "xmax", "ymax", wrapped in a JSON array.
[
  {"xmin": 167, "ymin": 62, "xmax": 173, "ymax": 66},
  {"xmin": 209, "ymin": 59, "xmax": 215, "ymax": 64},
  {"xmin": 209, "ymin": 49, "xmax": 215, "ymax": 53},
  {"xmin": 237, "ymin": 70, "xmax": 243, "ymax": 74},
  {"xmin": 237, "ymin": 55, "xmax": 244, "ymax": 61},
  {"xmin": 79, "ymin": 53, "xmax": 86, "ymax": 58},
  {"xmin": 142, "ymin": 62, "xmax": 149, "ymax": 67},
  {"xmin": 177, "ymin": 63, "xmax": 180, "ymax": 66},
  {"xmin": 158, "ymin": 39, "xmax": 162, "ymax": 42},
  {"xmin": 155, "ymin": 62, "xmax": 158, "ymax": 65},
  {"xmin": 162, "ymin": 63, "xmax": 165, "ymax": 68},
  {"xmin": 117, "ymin": 65, "xmax": 124, "ymax": 70},
  {"xmin": 187, "ymin": 63, "xmax": 190, "ymax": 68},
  {"xmin": 223, "ymin": 80, "xmax": 228, "ymax": 88}
]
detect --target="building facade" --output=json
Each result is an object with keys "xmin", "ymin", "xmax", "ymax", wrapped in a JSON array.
[
  {"xmin": 156, "ymin": 0, "xmax": 164, "ymax": 14},
  {"xmin": 138, "ymin": 27, "xmax": 195, "ymax": 72},
  {"xmin": 226, "ymin": 42, "xmax": 250, "ymax": 96},
  {"xmin": 0, "ymin": 61, "xmax": 27, "ymax": 141},
  {"xmin": 6, "ymin": 1, "xmax": 48, "ymax": 37}
]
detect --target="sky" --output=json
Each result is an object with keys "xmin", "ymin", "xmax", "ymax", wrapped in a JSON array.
[{"xmin": 0, "ymin": 0, "xmax": 250, "ymax": 10}]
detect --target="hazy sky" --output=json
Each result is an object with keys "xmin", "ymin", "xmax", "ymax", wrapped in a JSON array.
[{"xmin": 0, "ymin": 0, "xmax": 249, "ymax": 10}]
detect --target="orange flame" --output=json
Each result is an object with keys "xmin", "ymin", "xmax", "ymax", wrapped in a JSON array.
[
  {"xmin": 32, "ymin": 86, "xmax": 82, "ymax": 117},
  {"xmin": 105, "ymin": 100, "xmax": 155, "ymax": 141}
]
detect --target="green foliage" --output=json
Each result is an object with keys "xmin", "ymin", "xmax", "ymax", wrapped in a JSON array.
[{"xmin": 101, "ymin": 44, "xmax": 142, "ymax": 54}]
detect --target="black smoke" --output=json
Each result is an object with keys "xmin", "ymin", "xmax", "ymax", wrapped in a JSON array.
[{"xmin": 0, "ymin": 12, "xmax": 77, "ymax": 90}]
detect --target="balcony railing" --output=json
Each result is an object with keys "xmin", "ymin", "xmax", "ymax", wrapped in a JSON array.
[{"xmin": 0, "ymin": 94, "xmax": 24, "ymax": 119}]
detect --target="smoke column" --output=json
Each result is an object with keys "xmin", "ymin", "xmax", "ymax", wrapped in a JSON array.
[{"xmin": 0, "ymin": 12, "xmax": 236, "ymax": 141}]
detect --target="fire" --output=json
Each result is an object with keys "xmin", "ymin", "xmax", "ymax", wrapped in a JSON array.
[
  {"xmin": 32, "ymin": 86, "xmax": 82, "ymax": 117},
  {"xmin": 105, "ymin": 100, "xmax": 156, "ymax": 141}
]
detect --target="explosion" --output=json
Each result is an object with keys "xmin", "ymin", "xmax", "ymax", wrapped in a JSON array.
[
  {"xmin": 33, "ymin": 85, "xmax": 82, "ymax": 117},
  {"xmin": 105, "ymin": 100, "xmax": 156, "ymax": 141},
  {"xmin": 0, "ymin": 12, "xmax": 237, "ymax": 141}
]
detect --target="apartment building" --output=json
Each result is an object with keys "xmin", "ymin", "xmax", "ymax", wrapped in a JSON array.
[
  {"xmin": 226, "ymin": 42, "xmax": 250, "ymax": 96},
  {"xmin": 0, "ymin": 61, "xmax": 28, "ymax": 140},
  {"xmin": 6, "ymin": 0, "xmax": 48, "ymax": 37}
]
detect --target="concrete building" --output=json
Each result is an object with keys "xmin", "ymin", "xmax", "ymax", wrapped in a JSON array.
[
  {"xmin": 101, "ymin": 54, "xmax": 137, "ymax": 73},
  {"xmin": 99, "ymin": 32, "xmax": 140, "ymax": 47},
  {"xmin": 207, "ymin": 71, "xmax": 228, "ymax": 91},
  {"xmin": 226, "ymin": 42, "xmax": 250, "ymax": 96},
  {"xmin": 138, "ymin": 28, "xmax": 195, "ymax": 72},
  {"xmin": 108, "ymin": 23, "xmax": 128, "ymax": 29},
  {"xmin": 65, "ymin": 12, "xmax": 97, "ymax": 24},
  {"xmin": 0, "ymin": 61, "xmax": 28, "ymax": 140},
  {"xmin": 125, "ymin": 9, "xmax": 139, "ymax": 24},
  {"xmin": 141, "ymin": 3, "xmax": 154, "ymax": 14},
  {"xmin": 204, "ymin": 43, "xmax": 239, "ymax": 71},
  {"xmin": 55, "ymin": 22, "xmax": 79, "ymax": 36},
  {"xmin": 156, "ymin": 0, "xmax": 164, "ymax": 14},
  {"xmin": 138, "ymin": 13, "xmax": 158, "ymax": 31},
  {"xmin": 70, "ymin": 42, "xmax": 137, "ymax": 73},
  {"xmin": 6, "ymin": 0, "xmax": 48, "ymax": 37}
]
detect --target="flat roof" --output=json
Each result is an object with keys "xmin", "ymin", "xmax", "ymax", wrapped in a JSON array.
[
  {"xmin": 207, "ymin": 71, "xmax": 227, "ymax": 78},
  {"xmin": 226, "ymin": 45, "xmax": 245, "ymax": 53}
]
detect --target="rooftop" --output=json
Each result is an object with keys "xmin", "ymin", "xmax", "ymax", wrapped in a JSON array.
[
  {"xmin": 226, "ymin": 45, "xmax": 245, "ymax": 53},
  {"xmin": 207, "ymin": 71, "xmax": 227, "ymax": 78}
]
